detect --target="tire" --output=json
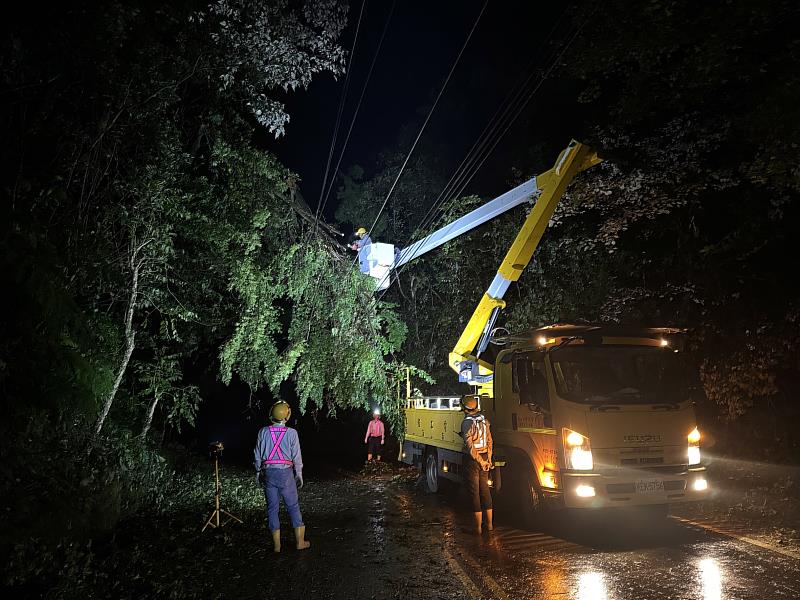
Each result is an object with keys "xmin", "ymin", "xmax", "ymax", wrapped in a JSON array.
[
  {"xmin": 423, "ymin": 448, "xmax": 439, "ymax": 493},
  {"xmin": 515, "ymin": 470, "xmax": 544, "ymax": 530},
  {"xmin": 502, "ymin": 458, "xmax": 544, "ymax": 530}
]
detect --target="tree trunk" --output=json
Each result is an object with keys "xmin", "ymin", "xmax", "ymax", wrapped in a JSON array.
[
  {"xmin": 140, "ymin": 388, "xmax": 161, "ymax": 439},
  {"xmin": 94, "ymin": 242, "xmax": 147, "ymax": 436}
]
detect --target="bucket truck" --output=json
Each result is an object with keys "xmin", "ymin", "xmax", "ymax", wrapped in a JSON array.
[{"xmin": 367, "ymin": 141, "xmax": 708, "ymax": 522}]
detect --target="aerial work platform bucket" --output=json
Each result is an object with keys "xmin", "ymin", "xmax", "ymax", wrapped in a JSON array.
[{"xmin": 360, "ymin": 242, "xmax": 396, "ymax": 290}]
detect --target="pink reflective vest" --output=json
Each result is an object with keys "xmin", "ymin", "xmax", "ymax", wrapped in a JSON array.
[{"xmin": 264, "ymin": 426, "xmax": 293, "ymax": 466}]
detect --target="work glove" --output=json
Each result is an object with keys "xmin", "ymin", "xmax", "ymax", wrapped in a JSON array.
[
  {"xmin": 256, "ymin": 470, "xmax": 265, "ymax": 485},
  {"xmin": 380, "ymin": 439, "xmax": 385, "ymax": 445},
  {"xmin": 295, "ymin": 473, "xmax": 304, "ymax": 489}
]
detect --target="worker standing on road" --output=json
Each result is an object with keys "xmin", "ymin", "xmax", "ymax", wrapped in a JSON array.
[
  {"xmin": 349, "ymin": 227, "xmax": 372, "ymax": 274},
  {"xmin": 364, "ymin": 408, "xmax": 385, "ymax": 462},
  {"xmin": 254, "ymin": 400, "xmax": 310, "ymax": 553},
  {"xmin": 460, "ymin": 394, "xmax": 494, "ymax": 534}
]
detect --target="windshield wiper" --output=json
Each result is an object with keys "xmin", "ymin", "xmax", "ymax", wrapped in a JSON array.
[
  {"xmin": 585, "ymin": 395, "xmax": 622, "ymax": 411},
  {"xmin": 651, "ymin": 403, "xmax": 680, "ymax": 411},
  {"xmin": 609, "ymin": 387, "xmax": 642, "ymax": 398},
  {"xmin": 547, "ymin": 336, "xmax": 581, "ymax": 353}
]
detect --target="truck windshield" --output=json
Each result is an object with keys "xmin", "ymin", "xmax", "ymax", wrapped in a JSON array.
[{"xmin": 549, "ymin": 345, "xmax": 688, "ymax": 405}]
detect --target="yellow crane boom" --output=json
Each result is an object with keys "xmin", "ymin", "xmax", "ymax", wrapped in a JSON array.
[{"xmin": 449, "ymin": 141, "xmax": 601, "ymax": 392}]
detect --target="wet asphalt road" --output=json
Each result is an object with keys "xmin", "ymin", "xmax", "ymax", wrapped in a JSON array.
[
  {"xmin": 411, "ymin": 479, "xmax": 800, "ymax": 600},
  {"xmin": 178, "ymin": 470, "xmax": 800, "ymax": 600}
]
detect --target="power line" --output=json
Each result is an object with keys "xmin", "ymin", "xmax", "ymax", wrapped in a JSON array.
[
  {"xmin": 355, "ymin": 0, "xmax": 489, "ymax": 265},
  {"xmin": 316, "ymin": 0, "xmax": 396, "ymax": 228},
  {"xmin": 409, "ymin": 6, "xmax": 571, "ymax": 240},
  {"xmin": 311, "ymin": 0, "xmax": 368, "ymax": 238},
  {"xmin": 378, "ymin": 1, "xmax": 601, "ymax": 302},
  {"xmin": 382, "ymin": 10, "xmax": 576, "ymax": 286}
]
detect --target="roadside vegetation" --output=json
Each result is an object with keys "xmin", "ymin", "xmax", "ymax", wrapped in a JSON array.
[{"xmin": 1, "ymin": 0, "xmax": 421, "ymax": 588}]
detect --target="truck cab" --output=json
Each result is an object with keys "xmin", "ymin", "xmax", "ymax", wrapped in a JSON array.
[{"xmin": 489, "ymin": 324, "xmax": 708, "ymax": 510}]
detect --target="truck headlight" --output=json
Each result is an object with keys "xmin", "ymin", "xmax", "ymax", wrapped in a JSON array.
[
  {"xmin": 688, "ymin": 427, "xmax": 701, "ymax": 465},
  {"xmin": 563, "ymin": 428, "xmax": 593, "ymax": 470}
]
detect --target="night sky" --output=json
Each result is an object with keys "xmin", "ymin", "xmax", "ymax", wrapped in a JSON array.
[{"xmin": 263, "ymin": 0, "xmax": 581, "ymax": 223}]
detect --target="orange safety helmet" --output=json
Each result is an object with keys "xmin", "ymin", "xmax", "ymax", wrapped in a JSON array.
[{"xmin": 461, "ymin": 394, "xmax": 480, "ymax": 414}]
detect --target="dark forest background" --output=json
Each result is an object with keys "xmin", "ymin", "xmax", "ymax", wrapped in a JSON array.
[{"xmin": 2, "ymin": 0, "xmax": 799, "ymax": 590}]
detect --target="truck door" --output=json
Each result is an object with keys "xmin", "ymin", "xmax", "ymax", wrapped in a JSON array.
[{"xmin": 512, "ymin": 352, "xmax": 559, "ymax": 488}]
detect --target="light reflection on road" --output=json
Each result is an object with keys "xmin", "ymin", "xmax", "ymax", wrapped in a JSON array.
[
  {"xmin": 699, "ymin": 558, "xmax": 722, "ymax": 600},
  {"xmin": 577, "ymin": 571, "xmax": 609, "ymax": 600},
  {"xmin": 408, "ymin": 485, "xmax": 757, "ymax": 600}
]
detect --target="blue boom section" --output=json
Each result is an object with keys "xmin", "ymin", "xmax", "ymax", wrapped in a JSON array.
[{"xmin": 393, "ymin": 176, "xmax": 540, "ymax": 269}]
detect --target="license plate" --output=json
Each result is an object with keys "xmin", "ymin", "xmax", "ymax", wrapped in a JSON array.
[{"xmin": 635, "ymin": 478, "xmax": 665, "ymax": 494}]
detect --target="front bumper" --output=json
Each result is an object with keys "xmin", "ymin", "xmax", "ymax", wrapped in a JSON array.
[{"xmin": 559, "ymin": 465, "xmax": 709, "ymax": 509}]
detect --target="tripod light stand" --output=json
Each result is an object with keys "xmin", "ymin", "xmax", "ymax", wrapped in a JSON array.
[{"xmin": 202, "ymin": 442, "xmax": 242, "ymax": 532}]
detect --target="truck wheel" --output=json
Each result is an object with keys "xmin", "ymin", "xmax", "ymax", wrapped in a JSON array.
[
  {"xmin": 423, "ymin": 448, "xmax": 439, "ymax": 493},
  {"xmin": 505, "ymin": 464, "xmax": 544, "ymax": 530}
]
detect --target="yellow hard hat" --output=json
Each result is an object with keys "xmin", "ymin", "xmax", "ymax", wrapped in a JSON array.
[
  {"xmin": 461, "ymin": 394, "xmax": 480, "ymax": 414},
  {"xmin": 356, "ymin": 227, "xmax": 367, "ymax": 235},
  {"xmin": 269, "ymin": 400, "xmax": 291, "ymax": 423}
]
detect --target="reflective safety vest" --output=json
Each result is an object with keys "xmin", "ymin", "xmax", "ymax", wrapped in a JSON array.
[
  {"xmin": 263, "ymin": 426, "xmax": 293, "ymax": 466},
  {"xmin": 465, "ymin": 414, "xmax": 489, "ymax": 451}
]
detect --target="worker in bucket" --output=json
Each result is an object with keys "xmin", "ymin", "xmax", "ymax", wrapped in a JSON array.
[
  {"xmin": 349, "ymin": 227, "xmax": 372, "ymax": 274},
  {"xmin": 254, "ymin": 400, "xmax": 310, "ymax": 553},
  {"xmin": 460, "ymin": 394, "xmax": 494, "ymax": 534},
  {"xmin": 364, "ymin": 408, "xmax": 385, "ymax": 462}
]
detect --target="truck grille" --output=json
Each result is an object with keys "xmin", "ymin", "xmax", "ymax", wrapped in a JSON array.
[
  {"xmin": 620, "ymin": 457, "xmax": 664, "ymax": 466},
  {"xmin": 639, "ymin": 465, "xmax": 687, "ymax": 475}
]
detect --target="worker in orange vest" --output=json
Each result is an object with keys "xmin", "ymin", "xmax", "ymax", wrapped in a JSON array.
[{"xmin": 460, "ymin": 395, "xmax": 494, "ymax": 534}]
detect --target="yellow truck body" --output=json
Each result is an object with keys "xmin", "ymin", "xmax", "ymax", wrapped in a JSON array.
[{"xmin": 402, "ymin": 325, "xmax": 709, "ymax": 512}]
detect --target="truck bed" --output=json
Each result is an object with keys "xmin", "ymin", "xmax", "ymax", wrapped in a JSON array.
[{"xmin": 404, "ymin": 397, "xmax": 465, "ymax": 453}]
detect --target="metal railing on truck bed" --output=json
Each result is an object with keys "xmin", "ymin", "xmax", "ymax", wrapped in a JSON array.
[
  {"xmin": 405, "ymin": 396, "xmax": 462, "ymax": 410},
  {"xmin": 404, "ymin": 397, "xmax": 465, "ymax": 452}
]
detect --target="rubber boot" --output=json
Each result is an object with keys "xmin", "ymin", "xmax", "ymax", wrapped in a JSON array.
[
  {"xmin": 294, "ymin": 525, "xmax": 311, "ymax": 550},
  {"xmin": 472, "ymin": 511, "xmax": 483, "ymax": 534},
  {"xmin": 271, "ymin": 529, "xmax": 281, "ymax": 553},
  {"xmin": 485, "ymin": 508, "xmax": 494, "ymax": 531}
]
